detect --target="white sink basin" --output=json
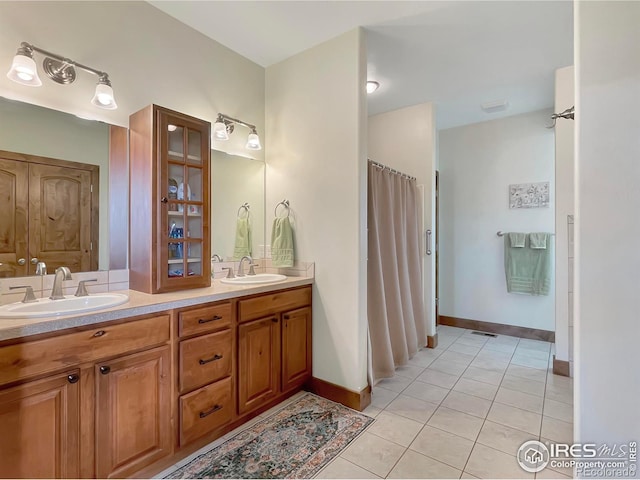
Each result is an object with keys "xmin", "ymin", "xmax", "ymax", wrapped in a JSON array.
[
  {"xmin": 220, "ymin": 274, "xmax": 287, "ymax": 285},
  {"xmin": 0, "ymin": 293, "xmax": 129, "ymax": 319}
]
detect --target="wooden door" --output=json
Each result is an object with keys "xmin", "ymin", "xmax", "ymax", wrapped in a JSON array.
[
  {"xmin": 95, "ymin": 346, "xmax": 171, "ymax": 479},
  {"xmin": 0, "ymin": 370, "xmax": 80, "ymax": 478},
  {"xmin": 29, "ymin": 163, "xmax": 93, "ymax": 273},
  {"xmin": 238, "ymin": 316, "xmax": 280, "ymax": 414},
  {"xmin": 0, "ymin": 158, "xmax": 28, "ymax": 277},
  {"xmin": 281, "ymin": 307, "xmax": 312, "ymax": 392}
]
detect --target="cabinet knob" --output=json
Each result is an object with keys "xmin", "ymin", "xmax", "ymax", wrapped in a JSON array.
[
  {"xmin": 17, "ymin": 258, "xmax": 26, "ymax": 266},
  {"xmin": 67, "ymin": 374, "xmax": 80, "ymax": 384},
  {"xmin": 30, "ymin": 257, "xmax": 39, "ymax": 265},
  {"xmin": 283, "ymin": 315, "xmax": 290, "ymax": 320},
  {"xmin": 161, "ymin": 197, "xmax": 168, "ymax": 204},
  {"xmin": 99, "ymin": 366, "xmax": 111, "ymax": 375},
  {"xmin": 93, "ymin": 330, "xmax": 106, "ymax": 337}
]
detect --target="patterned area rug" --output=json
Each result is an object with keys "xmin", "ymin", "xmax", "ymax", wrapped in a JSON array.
[{"xmin": 166, "ymin": 393, "xmax": 373, "ymax": 479}]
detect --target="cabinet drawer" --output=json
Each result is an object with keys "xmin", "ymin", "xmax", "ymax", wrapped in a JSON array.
[
  {"xmin": 179, "ymin": 302, "xmax": 231, "ymax": 337},
  {"xmin": 238, "ymin": 287, "xmax": 311, "ymax": 323},
  {"xmin": 179, "ymin": 330, "xmax": 232, "ymax": 393},
  {"xmin": 0, "ymin": 314, "xmax": 170, "ymax": 386},
  {"xmin": 180, "ymin": 377, "xmax": 232, "ymax": 446}
]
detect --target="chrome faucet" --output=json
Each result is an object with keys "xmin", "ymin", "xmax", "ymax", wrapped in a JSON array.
[
  {"xmin": 211, "ymin": 254, "xmax": 223, "ymax": 262},
  {"xmin": 35, "ymin": 261, "xmax": 47, "ymax": 275},
  {"xmin": 237, "ymin": 255, "xmax": 253, "ymax": 277},
  {"xmin": 50, "ymin": 266, "xmax": 72, "ymax": 300}
]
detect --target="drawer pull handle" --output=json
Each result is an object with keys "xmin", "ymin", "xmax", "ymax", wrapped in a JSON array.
[
  {"xmin": 93, "ymin": 330, "xmax": 106, "ymax": 337},
  {"xmin": 99, "ymin": 366, "xmax": 111, "ymax": 375},
  {"xmin": 283, "ymin": 315, "xmax": 290, "ymax": 320},
  {"xmin": 199, "ymin": 354, "xmax": 223, "ymax": 365},
  {"xmin": 198, "ymin": 315, "xmax": 223, "ymax": 324},
  {"xmin": 271, "ymin": 317, "xmax": 278, "ymax": 323},
  {"xmin": 67, "ymin": 374, "xmax": 80, "ymax": 384},
  {"xmin": 199, "ymin": 404, "xmax": 222, "ymax": 418}
]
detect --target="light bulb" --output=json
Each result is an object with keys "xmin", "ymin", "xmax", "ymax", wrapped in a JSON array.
[
  {"xmin": 7, "ymin": 50, "xmax": 42, "ymax": 87},
  {"xmin": 168, "ymin": 124, "xmax": 177, "ymax": 132},
  {"xmin": 91, "ymin": 79, "xmax": 117, "ymax": 110},
  {"xmin": 246, "ymin": 131, "xmax": 261, "ymax": 150},
  {"xmin": 213, "ymin": 121, "xmax": 229, "ymax": 141},
  {"xmin": 366, "ymin": 81, "xmax": 380, "ymax": 94}
]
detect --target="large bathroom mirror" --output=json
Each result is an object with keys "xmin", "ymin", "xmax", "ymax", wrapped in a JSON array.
[
  {"xmin": 211, "ymin": 150, "xmax": 265, "ymax": 262},
  {"xmin": 0, "ymin": 95, "xmax": 266, "ymax": 280},
  {"xmin": 0, "ymin": 96, "xmax": 113, "ymax": 277}
]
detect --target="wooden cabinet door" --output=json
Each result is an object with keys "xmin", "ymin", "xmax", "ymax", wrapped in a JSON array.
[
  {"xmin": 0, "ymin": 370, "xmax": 80, "ymax": 478},
  {"xmin": 282, "ymin": 307, "xmax": 312, "ymax": 392},
  {"xmin": 29, "ymin": 163, "xmax": 93, "ymax": 273},
  {"xmin": 95, "ymin": 346, "xmax": 171, "ymax": 479},
  {"xmin": 238, "ymin": 316, "xmax": 280, "ymax": 415},
  {"xmin": 0, "ymin": 157, "xmax": 28, "ymax": 277}
]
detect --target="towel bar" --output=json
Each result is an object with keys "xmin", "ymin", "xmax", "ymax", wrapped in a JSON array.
[{"xmin": 497, "ymin": 231, "xmax": 555, "ymax": 237}]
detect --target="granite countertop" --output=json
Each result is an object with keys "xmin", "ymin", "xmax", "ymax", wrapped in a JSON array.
[{"xmin": 0, "ymin": 276, "xmax": 314, "ymax": 342}]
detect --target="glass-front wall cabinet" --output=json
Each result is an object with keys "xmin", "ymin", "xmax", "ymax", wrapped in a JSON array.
[
  {"xmin": 129, "ymin": 105, "xmax": 210, "ymax": 294},
  {"xmin": 165, "ymin": 123, "xmax": 205, "ymax": 279}
]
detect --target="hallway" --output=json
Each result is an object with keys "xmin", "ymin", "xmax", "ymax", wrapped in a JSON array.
[{"xmin": 317, "ymin": 325, "xmax": 573, "ymax": 479}]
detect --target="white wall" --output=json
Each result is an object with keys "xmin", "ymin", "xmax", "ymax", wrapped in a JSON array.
[
  {"xmin": 554, "ymin": 66, "xmax": 575, "ymax": 366},
  {"xmin": 265, "ymin": 29, "xmax": 368, "ymax": 392},
  {"xmin": 0, "ymin": 1, "xmax": 265, "ymax": 161},
  {"xmin": 575, "ymin": 0, "xmax": 640, "ymax": 446},
  {"xmin": 368, "ymin": 103, "xmax": 437, "ymax": 339},
  {"xmin": 0, "ymin": 98, "xmax": 110, "ymax": 269},
  {"xmin": 439, "ymin": 110, "xmax": 556, "ymax": 331}
]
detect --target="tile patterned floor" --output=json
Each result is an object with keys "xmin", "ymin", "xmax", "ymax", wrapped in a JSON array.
[
  {"xmin": 158, "ymin": 325, "xmax": 573, "ymax": 479},
  {"xmin": 315, "ymin": 325, "xmax": 574, "ymax": 479}
]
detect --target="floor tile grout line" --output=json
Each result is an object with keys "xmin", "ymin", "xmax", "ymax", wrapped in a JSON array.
[{"xmin": 459, "ymin": 335, "xmax": 523, "ymax": 476}]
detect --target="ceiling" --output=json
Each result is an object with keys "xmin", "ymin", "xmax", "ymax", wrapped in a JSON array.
[{"xmin": 150, "ymin": 1, "xmax": 573, "ymax": 129}]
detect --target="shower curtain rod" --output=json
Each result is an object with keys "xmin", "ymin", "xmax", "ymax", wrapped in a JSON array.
[{"xmin": 368, "ymin": 159, "xmax": 416, "ymax": 181}]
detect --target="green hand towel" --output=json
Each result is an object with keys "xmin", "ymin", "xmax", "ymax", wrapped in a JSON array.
[
  {"xmin": 529, "ymin": 232, "xmax": 549, "ymax": 249},
  {"xmin": 233, "ymin": 217, "xmax": 252, "ymax": 259},
  {"xmin": 271, "ymin": 217, "xmax": 294, "ymax": 267},
  {"xmin": 508, "ymin": 232, "xmax": 526, "ymax": 248},
  {"xmin": 504, "ymin": 235, "xmax": 551, "ymax": 296}
]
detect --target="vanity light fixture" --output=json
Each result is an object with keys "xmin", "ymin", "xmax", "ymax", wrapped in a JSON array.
[
  {"xmin": 7, "ymin": 41, "xmax": 117, "ymax": 110},
  {"xmin": 366, "ymin": 81, "xmax": 380, "ymax": 94},
  {"xmin": 213, "ymin": 113, "xmax": 262, "ymax": 151}
]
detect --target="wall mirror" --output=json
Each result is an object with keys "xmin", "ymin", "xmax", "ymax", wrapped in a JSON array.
[
  {"xmin": 0, "ymin": 96, "xmax": 114, "ymax": 278},
  {"xmin": 0, "ymin": 96, "xmax": 266, "ymax": 280},
  {"xmin": 211, "ymin": 150, "xmax": 265, "ymax": 262}
]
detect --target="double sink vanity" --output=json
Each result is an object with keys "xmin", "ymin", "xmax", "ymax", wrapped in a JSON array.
[{"xmin": 0, "ymin": 274, "xmax": 313, "ymax": 478}]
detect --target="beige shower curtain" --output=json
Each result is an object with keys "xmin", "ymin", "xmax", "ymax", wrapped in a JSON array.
[{"xmin": 368, "ymin": 162, "xmax": 427, "ymax": 382}]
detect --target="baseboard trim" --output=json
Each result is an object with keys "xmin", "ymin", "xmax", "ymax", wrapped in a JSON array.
[
  {"xmin": 439, "ymin": 315, "xmax": 555, "ymax": 343},
  {"xmin": 552, "ymin": 355, "xmax": 571, "ymax": 377},
  {"xmin": 307, "ymin": 377, "xmax": 371, "ymax": 411},
  {"xmin": 427, "ymin": 333, "xmax": 438, "ymax": 349}
]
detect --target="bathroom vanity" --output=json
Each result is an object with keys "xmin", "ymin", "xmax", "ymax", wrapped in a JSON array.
[{"xmin": 0, "ymin": 279, "xmax": 312, "ymax": 479}]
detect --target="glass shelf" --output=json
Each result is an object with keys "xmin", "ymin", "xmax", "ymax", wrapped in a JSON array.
[
  {"xmin": 167, "ymin": 258, "xmax": 202, "ymax": 264},
  {"xmin": 168, "ymin": 211, "xmax": 202, "ymax": 217}
]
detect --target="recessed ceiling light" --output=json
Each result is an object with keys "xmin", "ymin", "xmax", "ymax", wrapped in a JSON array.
[
  {"xmin": 481, "ymin": 99, "xmax": 509, "ymax": 113},
  {"xmin": 366, "ymin": 81, "xmax": 380, "ymax": 94}
]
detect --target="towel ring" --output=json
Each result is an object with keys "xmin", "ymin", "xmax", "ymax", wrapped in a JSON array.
[
  {"xmin": 237, "ymin": 203, "xmax": 250, "ymax": 218},
  {"xmin": 274, "ymin": 199, "xmax": 290, "ymax": 218}
]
